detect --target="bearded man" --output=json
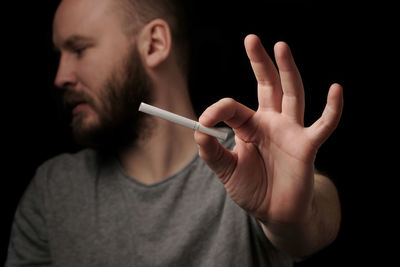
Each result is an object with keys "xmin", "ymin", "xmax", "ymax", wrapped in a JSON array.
[{"xmin": 6, "ymin": 0, "xmax": 343, "ymax": 266}]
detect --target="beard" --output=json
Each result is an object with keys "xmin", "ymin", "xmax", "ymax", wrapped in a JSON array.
[{"xmin": 62, "ymin": 44, "xmax": 153, "ymax": 153}]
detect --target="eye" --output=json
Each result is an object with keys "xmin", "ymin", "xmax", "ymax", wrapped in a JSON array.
[
  {"xmin": 63, "ymin": 37, "xmax": 94, "ymax": 59},
  {"xmin": 73, "ymin": 46, "xmax": 87, "ymax": 58}
]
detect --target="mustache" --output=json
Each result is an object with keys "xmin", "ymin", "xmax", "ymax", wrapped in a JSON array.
[{"xmin": 63, "ymin": 90, "xmax": 94, "ymax": 110}]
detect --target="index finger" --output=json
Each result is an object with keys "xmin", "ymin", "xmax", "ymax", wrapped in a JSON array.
[
  {"xmin": 244, "ymin": 34, "xmax": 282, "ymax": 111},
  {"xmin": 199, "ymin": 98, "xmax": 256, "ymax": 141}
]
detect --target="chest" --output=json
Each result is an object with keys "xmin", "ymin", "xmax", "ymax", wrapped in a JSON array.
[{"xmin": 45, "ymin": 173, "xmax": 252, "ymax": 267}]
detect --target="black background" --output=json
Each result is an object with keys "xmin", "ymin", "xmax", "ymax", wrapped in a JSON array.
[{"xmin": 3, "ymin": 1, "xmax": 382, "ymax": 266}]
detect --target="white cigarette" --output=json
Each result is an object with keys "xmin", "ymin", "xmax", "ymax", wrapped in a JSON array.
[{"xmin": 139, "ymin": 102, "xmax": 228, "ymax": 141}]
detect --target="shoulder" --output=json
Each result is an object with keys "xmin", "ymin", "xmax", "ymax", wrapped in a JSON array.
[
  {"xmin": 38, "ymin": 149, "xmax": 98, "ymax": 175},
  {"xmin": 31, "ymin": 149, "xmax": 105, "ymax": 199},
  {"xmin": 13, "ymin": 149, "xmax": 100, "ymax": 224}
]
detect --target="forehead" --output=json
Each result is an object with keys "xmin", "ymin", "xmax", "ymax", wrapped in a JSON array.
[{"xmin": 53, "ymin": 0, "xmax": 119, "ymax": 45}]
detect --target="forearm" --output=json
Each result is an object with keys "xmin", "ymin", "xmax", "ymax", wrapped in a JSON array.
[{"xmin": 259, "ymin": 173, "xmax": 341, "ymax": 257}]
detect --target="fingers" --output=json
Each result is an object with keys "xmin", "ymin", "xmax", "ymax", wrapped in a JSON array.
[
  {"xmin": 274, "ymin": 42, "xmax": 305, "ymax": 125},
  {"xmin": 195, "ymin": 98, "xmax": 256, "ymax": 182},
  {"xmin": 245, "ymin": 35, "xmax": 306, "ymax": 125},
  {"xmin": 194, "ymin": 131, "xmax": 237, "ymax": 183},
  {"xmin": 308, "ymin": 83, "xmax": 344, "ymax": 147},
  {"xmin": 244, "ymin": 34, "xmax": 282, "ymax": 111},
  {"xmin": 199, "ymin": 98, "xmax": 256, "ymax": 139}
]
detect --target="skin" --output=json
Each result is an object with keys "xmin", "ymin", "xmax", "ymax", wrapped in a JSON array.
[
  {"xmin": 195, "ymin": 36, "xmax": 343, "ymax": 256},
  {"xmin": 53, "ymin": 0, "xmax": 343, "ymax": 258},
  {"xmin": 195, "ymin": 37, "xmax": 343, "ymax": 224},
  {"xmin": 53, "ymin": 0, "xmax": 198, "ymax": 184},
  {"xmin": 53, "ymin": 0, "xmax": 137, "ymax": 132}
]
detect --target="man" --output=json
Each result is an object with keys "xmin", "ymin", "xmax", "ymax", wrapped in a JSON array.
[{"xmin": 6, "ymin": 0, "xmax": 343, "ymax": 266}]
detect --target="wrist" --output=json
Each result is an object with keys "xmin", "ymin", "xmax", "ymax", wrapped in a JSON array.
[
  {"xmin": 258, "ymin": 210, "xmax": 318, "ymax": 257},
  {"xmin": 258, "ymin": 175, "xmax": 341, "ymax": 257}
]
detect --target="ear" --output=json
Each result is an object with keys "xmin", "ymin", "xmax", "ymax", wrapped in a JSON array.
[{"xmin": 137, "ymin": 19, "xmax": 172, "ymax": 68}]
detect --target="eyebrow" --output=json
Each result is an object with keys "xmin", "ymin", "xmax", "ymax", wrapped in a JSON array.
[{"xmin": 53, "ymin": 35, "xmax": 95, "ymax": 51}]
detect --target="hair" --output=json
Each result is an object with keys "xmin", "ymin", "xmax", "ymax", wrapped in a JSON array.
[{"xmin": 114, "ymin": 0, "xmax": 190, "ymax": 78}]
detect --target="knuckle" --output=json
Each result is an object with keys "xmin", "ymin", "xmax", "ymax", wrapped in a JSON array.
[{"xmin": 219, "ymin": 97, "xmax": 237, "ymax": 107}]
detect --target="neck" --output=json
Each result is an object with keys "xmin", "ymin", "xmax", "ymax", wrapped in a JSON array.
[{"xmin": 118, "ymin": 70, "xmax": 198, "ymax": 185}]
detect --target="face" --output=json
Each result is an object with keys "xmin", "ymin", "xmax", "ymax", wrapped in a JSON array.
[{"xmin": 53, "ymin": 0, "xmax": 152, "ymax": 151}]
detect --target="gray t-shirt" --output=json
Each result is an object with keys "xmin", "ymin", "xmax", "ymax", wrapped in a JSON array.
[{"xmin": 6, "ymin": 132, "xmax": 293, "ymax": 267}]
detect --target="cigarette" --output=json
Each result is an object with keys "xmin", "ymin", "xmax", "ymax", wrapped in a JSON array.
[{"xmin": 139, "ymin": 102, "xmax": 228, "ymax": 141}]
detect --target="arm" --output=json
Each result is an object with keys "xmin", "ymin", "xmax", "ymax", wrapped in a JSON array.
[
  {"xmin": 5, "ymin": 168, "xmax": 51, "ymax": 266},
  {"xmin": 259, "ymin": 173, "xmax": 341, "ymax": 257},
  {"xmin": 194, "ymin": 34, "xmax": 343, "ymax": 258}
]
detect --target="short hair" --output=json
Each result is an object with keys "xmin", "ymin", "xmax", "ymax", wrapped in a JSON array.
[{"xmin": 114, "ymin": 0, "xmax": 190, "ymax": 78}]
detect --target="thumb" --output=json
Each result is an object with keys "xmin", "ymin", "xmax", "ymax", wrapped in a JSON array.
[{"xmin": 194, "ymin": 131, "xmax": 237, "ymax": 184}]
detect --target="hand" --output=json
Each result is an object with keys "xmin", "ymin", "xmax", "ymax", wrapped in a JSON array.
[{"xmin": 194, "ymin": 34, "xmax": 343, "ymax": 225}]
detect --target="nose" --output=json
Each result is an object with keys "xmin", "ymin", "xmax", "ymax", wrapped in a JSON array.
[{"xmin": 54, "ymin": 53, "xmax": 78, "ymax": 89}]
